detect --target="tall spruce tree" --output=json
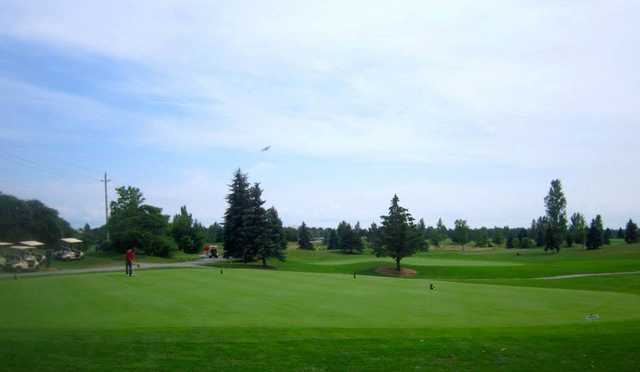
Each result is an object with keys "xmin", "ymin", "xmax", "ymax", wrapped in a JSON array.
[
  {"xmin": 375, "ymin": 195, "xmax": 421, "ymax": 271},
  {"xmin": 586, "ymin": 215, "xmax": 604, "ymax": 250},
  {"xmin": 543, "ymin": 179, "xmax": 568, "ymax": 253},
  {"xmin": 243, "ymin": 183, "xmax": 268, "ymax": 262},
  {"xmin": 223, "ymin": 170, "xmax": 251, "ymax": 260},
  {"xmin": 625, "ymin": 219, "xmax": 638, "ymax": 244},
  {"xmin": 298, "ymin": 222, "xmax": 313, "ymax": 250}
]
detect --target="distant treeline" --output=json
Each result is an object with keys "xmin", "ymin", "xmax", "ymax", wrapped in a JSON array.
[
  {"xmin": 0, "ymin": 192, "xmax": 74, "ymax": 245},
  {"xmin": 2, "ymin": 176, "xmax": 638, "ymax": 258}
]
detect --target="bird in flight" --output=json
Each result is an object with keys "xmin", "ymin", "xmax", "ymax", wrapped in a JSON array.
[{"xmin": 260, "ymin": 145, "xmax": 271, "ymax": 152}]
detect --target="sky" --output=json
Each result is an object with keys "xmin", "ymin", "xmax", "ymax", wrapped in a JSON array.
[{"xmin": 0, "ymin": 1, "xmax": 638, "ymax": 229}]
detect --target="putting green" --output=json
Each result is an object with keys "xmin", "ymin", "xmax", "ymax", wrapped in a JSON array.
[
  {"xmin": 1, "ymin": 268, "xmax": 638, "ymax": 330},
  {"xmin": 309, "ymin": 256, "xmax": 521, "ymax": 267}
]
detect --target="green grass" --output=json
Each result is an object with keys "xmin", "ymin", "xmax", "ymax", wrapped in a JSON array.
[
  {"xmin": 233, "ymin": 244, "xmax": 640, "ymax": 280},
  {"xmin": 2, "ymin": 243, "xmax": 640, "ymax": 370}
]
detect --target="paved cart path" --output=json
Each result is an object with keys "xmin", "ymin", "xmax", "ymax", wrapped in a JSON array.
[
  {"xmin": 536, "ymin": 271, "xmax": 640, "ymax": 280},
  {"xmin": 0, "ymin": 258, "xmax": 222, "ymax": 280}
]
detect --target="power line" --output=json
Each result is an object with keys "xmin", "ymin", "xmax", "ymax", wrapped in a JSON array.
[{"xmin": 100, "ymin": 172, "xmax": 111, "ymax": 242}]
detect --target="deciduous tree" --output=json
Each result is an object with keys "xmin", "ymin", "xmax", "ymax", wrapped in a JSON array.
[{"xmin": 543, "ymin": 179, "xmax": 568, "ymax": 252}]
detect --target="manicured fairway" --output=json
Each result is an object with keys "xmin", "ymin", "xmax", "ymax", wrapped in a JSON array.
[
  {"xmin": 3, "ymin": 269, "xmax": 640, "ymax": 329},
  {"xmin": 2, "ymin": 244, "xmax": 640, "ymax": 371},
  {"xmin": 2, "ymin": 266, "xmax": 640, "ymax": 371},
  {"xmin": 309, "ymin": 256, "xmax": 521, "ymax": 267}
]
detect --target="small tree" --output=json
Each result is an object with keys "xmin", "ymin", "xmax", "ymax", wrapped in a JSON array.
[
  {"xmin": 352, "ymin": 222, "xmax": 365, "ymax": 253},
  {"xmin": 298, "ymin": 222, "xmax": 313, "ymax": 250},
  {"xmin": 625, "ymin": 220, "xmax": 638, "ymax": 243},
  {"xmin": 567, "ymin": 212, "xmax": 587, "ymax": 248},
  {"xmin": 431, "ymin": 218, "xmax": 447, "ymax": 246},
  {"xmin": 327, "ymin": 229, "xmax": 339, "ymax": 250},
  {"xmin": 603, "ymin": 228, "xmax": 612, "ymax": 245},
  {"xmin": 506, "ymin": 233, "xmax": 515, "ymax": 249},
  {"xmin": 368, "ymin": 223, "xmax": 382, "ymax": 250},
  {"xmin": 375, "ymin": 195, "xmax": 421, "ymax": 271},
  {"xmin": 452, "ymin": 219, "xmax": 470, "ymax": 250},
  {"xmin": 586, "ymin": 215, "xmax": 604, "ymax": 250},
  {"xmin": 475, "ymin": 227, "xmax": 490, "ymax": 247},
  {"xmin": 171, "ymin": 206, "xmax": 205, "ymax": 254},
  {"xmin": 492, "ymin": 227, "xmax": 504, "ymax": 246}
]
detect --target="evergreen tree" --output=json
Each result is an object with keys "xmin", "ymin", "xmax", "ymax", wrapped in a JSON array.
[
  {"xmin": 375, "ymin": 195, "xmax": 421, "ymax": 271},
  {"xmin": 535, "ymin": 217, "xmax": 546, "ymax": 247},
  {"xmin": 517, "ymin": 228, "xmax": 531, "ymax": 248},
  {"xmin": 625, "ymin": 219, "xmax": 638, "ymax": 244},
  {"xmin": 206, "ymin": 222, "xmax": 224, "ymax": 243},
  {"xmin": 586, "ymin": 215, "xmax": 604, "ymax": 250},
  {"xmin": 257, "ymin": 207, "xmax": 287, "ymax": 266},
  {"xmin": 452, "ymin": 219, "xmax": 470, "ymax": 249},
  {"xmin": 298, "ymin": 222, "xmax": 313, "ymax": 250},
  {"xmin": 603, "ymin": 228, "xmax": 612, "ymax": 245},
  {"xmin": 243, "ymin": 183, "xmax": 269, "ymax": 262},
  {"xmin": 617, "ymin": 228, "xmax": 625, "ymax": 239},
  {"xmin": 417, "ymin": 218, "xmax": 428, "ymax": 251},
  {"xmin": 368, "ymin": 223, "xmax": 381, "ymax": 250},
  {"xmin": 223, "ymin": 169, "xmax": 251, "ymax": 259},
  {"xmin": 543, "ymin": 179, "xmax": 568, "ymax": 253},
  {"xmin": 352, "ymin": 222, "xmax": 364, "ymax": 252},
  {"xmin": 327, "ymin": 229, "xmax": 339, "ymax": 250}
]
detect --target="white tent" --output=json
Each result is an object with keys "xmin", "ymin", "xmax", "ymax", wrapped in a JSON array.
[
  {"xmin": 61, "ymin": 238, "xmax": 83, "ymax": 244},
  {"xmin": 19, "ymin": 241, "xmax": 45, "ymax": 247}
]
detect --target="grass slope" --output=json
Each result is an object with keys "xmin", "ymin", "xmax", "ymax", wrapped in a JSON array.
[
  {"xmin": 2, "ymin": 243, "xmax": 640, "ymax": 371},
  {"xmin": 2, "ymin": 268, "xmax": 640, "ymax": 371}
]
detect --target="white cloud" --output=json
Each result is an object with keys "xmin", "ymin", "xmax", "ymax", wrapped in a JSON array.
[{"xmin": 1, "ymin": 0, "xmax": 639, "ymax": 227}]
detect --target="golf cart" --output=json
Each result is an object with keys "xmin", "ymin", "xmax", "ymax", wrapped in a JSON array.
[
  {"xmin": 3, "ymin": 244, "xmax": 46, "ymax": 272},
  {"xmin": 0, "ymin": 242, "xmax": 11, "ymax": 270},
  {"xmin": 55, "ymin": 238, "xmax": 84, "ymax": 261}
]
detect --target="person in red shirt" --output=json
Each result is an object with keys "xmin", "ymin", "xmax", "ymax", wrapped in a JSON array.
[{"xmin": 125, "ymin": 248, "xmax": 136, "ymax": 277}]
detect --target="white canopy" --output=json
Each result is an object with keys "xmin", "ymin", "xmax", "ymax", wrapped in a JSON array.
[
  {"xmin": 19, "ymin": 241, "xmax": 45, "ymax": 247},
  {"xmin": 10, "ymin": 245, "xmax": 33, "ymax": 250},
  {"xmin": 61, "ymin": 238, "xmax": 83, "ymax": 244},
  {"xmin": 0, "ymin": 242, "xmax": 12, "ymax": 246}
]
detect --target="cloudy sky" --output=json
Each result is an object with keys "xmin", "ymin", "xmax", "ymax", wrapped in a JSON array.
[{"xmin": 1, "ymin": 1, "xmax": 638, "ymax": 229}]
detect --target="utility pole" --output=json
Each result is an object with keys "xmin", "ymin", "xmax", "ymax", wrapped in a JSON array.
[{"xmin": 100, "ymin": 172, "xmax": 111, "ymax": 242}]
